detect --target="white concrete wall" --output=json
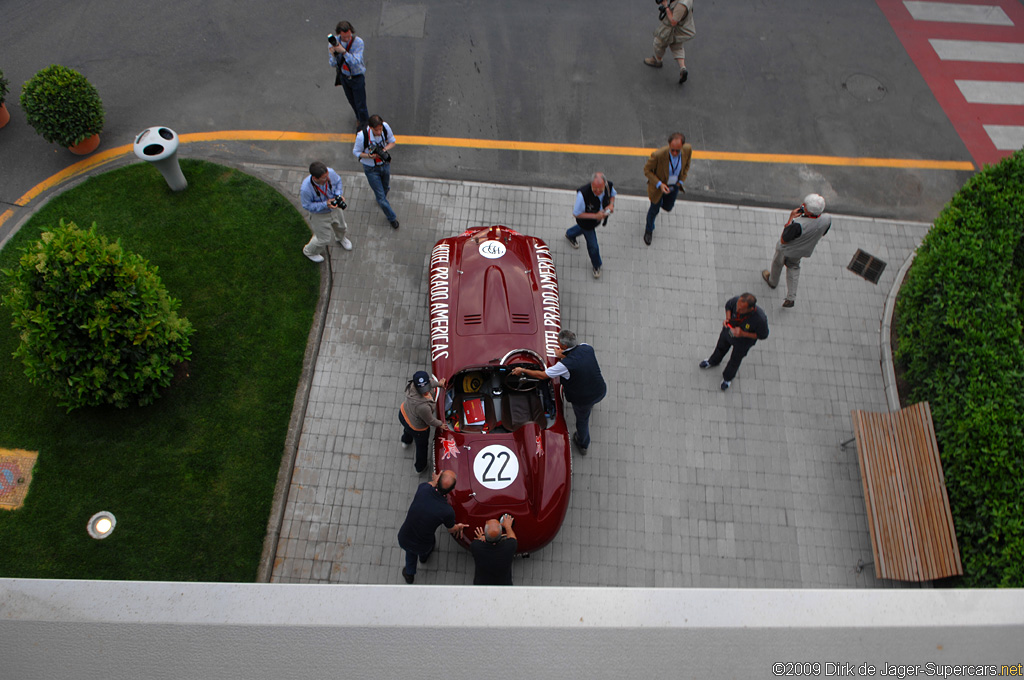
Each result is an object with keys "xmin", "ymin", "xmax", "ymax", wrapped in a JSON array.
[{"xmin": 2, "ymin": 579, "xmax": 1022, "ymax": 679}]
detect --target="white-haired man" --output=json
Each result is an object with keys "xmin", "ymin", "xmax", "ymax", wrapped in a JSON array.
[{"xmin": 762, "ymin": 194, "xmax": 832, "ymax": 308}]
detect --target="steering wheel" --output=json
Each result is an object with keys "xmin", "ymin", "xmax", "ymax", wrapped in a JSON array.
[{"xmin": 504, "ymin": 369, "xmax": 541, "ymax": 392}]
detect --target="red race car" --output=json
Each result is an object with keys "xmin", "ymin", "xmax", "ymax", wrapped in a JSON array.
[{"xmin": 428, "ymin": 225, "xmax": 571, "ymax": 554}]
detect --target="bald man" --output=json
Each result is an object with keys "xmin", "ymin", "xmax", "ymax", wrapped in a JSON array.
[
  {"xmin": 397, "ymin": 470, "xmax": 468, "ymax": 584},
  {"xmin": 470, "ymin": 514, "xmax": 517, "ymax": 585}
]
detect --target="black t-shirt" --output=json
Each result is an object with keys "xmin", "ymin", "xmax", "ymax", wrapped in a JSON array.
[
  {"xmin": 471, "ymin": 537, "xmax": 518, "ymax": 585},
  {"xmin": 725, "ymin": 296, "xmax": 769, "ymax": 348}
]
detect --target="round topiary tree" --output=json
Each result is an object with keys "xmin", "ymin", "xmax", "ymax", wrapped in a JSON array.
[
  {"xmin": 2, "ymin": 220, "xmax": 194, "ymax": 410},
  {"xmin": 0, "ymin": 68, "xmax": 10, "ymax": 106},
  {"xmin": 20, "ymin": 65, "xmax": 104, "ymax": 147}
]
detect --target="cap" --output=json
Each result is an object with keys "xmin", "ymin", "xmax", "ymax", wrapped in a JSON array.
[{"xmin": 412, "ymin": 371, "xmax": 431, "ymax": 394}]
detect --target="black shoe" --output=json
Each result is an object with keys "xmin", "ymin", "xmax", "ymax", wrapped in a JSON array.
[
  {"xmin": 699, "ymin": 359, "xmax": 712, "ymax": 369},
  {"xmin": 721, "ymin": 380, "xmax": 731, "ymax": 391},
  {"xmin": 390, "ymin": 220, "xmax": 400, "ymax": 229},
  {"xmin": 414, "ymin": 463, "xmax": 426, "ymax": 474},
  {"xmin": 566, "ymin": 235, "xmax": 579, "ymax": 249},
  {"xmin": 419, "ymin": 549, "xmax": 433, "ymax": 564},
  {"xmin": 572, "ymin": 433, "xmax": 588, "ymax": 456},
  {"xmin": 643, "ymin": 230, "xmax": 653, "ymax": 246},
  {"xmin": 782, "ymin": 299, "xmax": 795, "ymax": 308},
  {"xmin": 679, "ymin": 67, "xmax": 688, "ymax": 84},
  {"xmin": 402, "ymin": 568, "xmax": 414, "ymax": 584}
]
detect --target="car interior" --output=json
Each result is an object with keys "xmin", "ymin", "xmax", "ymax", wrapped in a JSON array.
[{"xmin": 444, "ymin": 362, "xmax": 557, "ymax": 434}]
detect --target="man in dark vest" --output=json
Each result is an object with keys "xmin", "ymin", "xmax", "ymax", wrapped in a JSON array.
[
  {"xmin": 511, "ymin": 329, "xmax": 607, "ymax": 455},
  {"xmin": 565, "ymin": 172, "xmax": 617, "ymax": 279},
  {"xmin": 761, "ymin": 193, "xmax": 832, "ymax": 308}
]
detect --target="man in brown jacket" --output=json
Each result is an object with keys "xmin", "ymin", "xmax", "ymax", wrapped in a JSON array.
[{"xmin": 643, "ymin": 132, "xmax": 692, "ymax": 246}]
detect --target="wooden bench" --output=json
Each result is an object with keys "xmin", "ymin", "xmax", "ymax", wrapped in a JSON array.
[{"xmin": 846, "ymin": 402, "xmax": 963, "ymax": 581}]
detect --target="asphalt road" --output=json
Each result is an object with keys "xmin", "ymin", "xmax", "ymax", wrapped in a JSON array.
[{"xmin": 0, "ymin": 0, "xmax": 975, "ymax": 222}]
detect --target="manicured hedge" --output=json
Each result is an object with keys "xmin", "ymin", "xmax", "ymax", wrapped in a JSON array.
[{"xmin": 895, "ymin": 149, "xmax": 1024, "ymax": 587}]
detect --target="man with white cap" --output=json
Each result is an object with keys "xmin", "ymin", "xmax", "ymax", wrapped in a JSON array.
[{"xmin": 762, "ymin": 194, "xmax": 832, "ymax": 308}]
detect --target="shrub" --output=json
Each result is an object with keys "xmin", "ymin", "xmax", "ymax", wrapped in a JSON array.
[
  {"xmin": 2, "ymin": 220, "xmax": 194, "ymax": 410},
  {"xmin": 0, "ymin": 69, "xmax": 9, "ymax": 105},
  {"xmin": 895, "ymin": 149, "xmax": 1024, "ymax": 587},
  {"xmin": 19, "ymin": 65, "xmax": 104, "ymax": 147}
]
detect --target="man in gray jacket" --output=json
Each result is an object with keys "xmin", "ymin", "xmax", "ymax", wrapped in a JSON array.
[
  {"xmin": 399, "ymin": 371, "xmax": 448, "ymax": 473},
  {"xmin": 762, "ymin": 193, "xmax": 832, "ymax": 308}
]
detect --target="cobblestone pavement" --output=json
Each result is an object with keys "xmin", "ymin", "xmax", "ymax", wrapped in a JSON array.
[{"xmin": 245, "ymin": 161, "xmax": 929, "ymax": 588}]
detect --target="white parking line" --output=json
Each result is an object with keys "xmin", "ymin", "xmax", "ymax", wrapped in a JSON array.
[
  {"xmin": 904, "ymin": 1, "xmax": 1013, "ymax": 25},
  {"xmin": 930, "ymin": 38, "xmax": 1024, "ymax": 63},
  {"xmin": 983, "ymin": 124, "xmax": 1024, "ymax": 149},
  {"xmin": 956, "ymin": 79, "xmax": 1024, "ymax": 105}
]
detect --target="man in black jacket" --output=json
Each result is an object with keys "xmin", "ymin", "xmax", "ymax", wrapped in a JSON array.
[
  {"xmin": 699, "ymin": 293, "xmax": 769, "ymax": 391},
  {"xmin": 470, "ymin": 514, "xmax": 517, "ymax": 585}
]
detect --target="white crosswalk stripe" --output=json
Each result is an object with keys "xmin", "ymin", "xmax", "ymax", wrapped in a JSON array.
[
  {"xmin": 983, "ymin": 124, "xmax": 1024, "ymax": 150},
  {"xmin": 956, "ymin": 80, "xmax": 1024, "ymax": 105},
  {"xmin": 904, "ymin": 1, "xmax": 1013, "ymax": 26},
  {"xmin": 930, "ymin": 38, "xmax": 1024, "ymax": 63}
]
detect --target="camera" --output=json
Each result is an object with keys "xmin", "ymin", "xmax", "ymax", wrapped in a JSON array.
[
  {"xmin": 329, "ymin": 196, "xmax": 347, "ymax": 210},
  {"xmin": 656, "ymin": 0, "xmax": 667, "ymax": 21},
  {"xmin": 328, "ymin": 34, "xmax": 338, "ymax": 46},
  {"xmin": 367, "ymin": 142, "xmax": 392, "ymax": 164}
]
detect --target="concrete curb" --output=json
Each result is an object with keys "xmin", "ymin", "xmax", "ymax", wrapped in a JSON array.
[{"xmin": 880, "ymin": 250, "xmax": 917, "ymax": 413}]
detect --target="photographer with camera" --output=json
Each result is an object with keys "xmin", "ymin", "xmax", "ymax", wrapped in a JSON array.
[
  {"xmin": 328, "ymin": 20, "xmax": 368, "ymax": 130},
  {"xmin": 643, "ymin": 0, "xmax": 696, "ymax": 84},
  {"xmin": 299, "ymin": 161, "xmax": 352, "ymax": 263},
  {"xmin": 761, "ymin": 194, "xmax": 832, "ymax": 308},
  {"xmin": 353, "ymin": 114, "xmax": 400, "ymax": 229}
]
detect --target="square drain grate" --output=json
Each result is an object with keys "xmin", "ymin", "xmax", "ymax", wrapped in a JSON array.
[{"xmin": 848, "ymin": 249, "xmax": 887, "ymax": 284}]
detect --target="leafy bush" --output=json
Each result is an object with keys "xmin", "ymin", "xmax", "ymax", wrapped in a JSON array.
[
  {"xmin": 895, "ymin": 149, "xmax": 1024, "ymax": 587},
  {"xmin": 2, "ymin": 219, "xmax": 194, "ymax": 410},
  {"xmin": 0, "ymin": 69, "xmax": 9, "ymax": 105},
  {"xmin": 19, "ymin": 65, "xmax": 104, "ymax": 147}
]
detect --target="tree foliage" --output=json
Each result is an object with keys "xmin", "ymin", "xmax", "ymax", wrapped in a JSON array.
[{"xmin": 2, "ymin": 220, "xmax": 193, "ymax": 410}]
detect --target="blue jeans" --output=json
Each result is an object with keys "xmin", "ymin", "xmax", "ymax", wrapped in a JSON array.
[
  {"xmin": 340, "ymin": 74, "xmax": 368, "ymax": 126},
  {"xmin": 363, "ymin": 164, "xmax": 397, "ymax": 223},
  {"xmin": 645, "ymin": 186, "xmax": 680, "ymax": 233},
  {"xmin": 565, "ymin": 225, "xmax": 601, "ymax": 269}
]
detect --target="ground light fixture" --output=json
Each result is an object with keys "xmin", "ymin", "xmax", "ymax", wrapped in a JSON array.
[{"xmin": 87, "ymin": 511, "xmax": 116, "ymax": 539}]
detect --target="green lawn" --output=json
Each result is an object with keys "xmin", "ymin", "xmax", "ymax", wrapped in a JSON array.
[{"xmin": 0, "ymin": 159, "xmax": 319, "ymax": 581}]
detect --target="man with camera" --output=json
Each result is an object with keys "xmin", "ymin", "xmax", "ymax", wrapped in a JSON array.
[
  {"xmin": 699, "ymin": 293, "xmax": 769, "ymax": 391},
  {"xmin": 644, "ymin": 0, "xmax": 696, "ymax": 84},
  {"xmin": 353, "ymin": 114, "xmax": 400, "ymax": 229},
  {"xmin": 642, "ymin": 132, "xmax": 692, "ymax": 246},
  {"xmin": 761, "ymin": 194, "xmax": 832, "ymax": 308},
  {"xmin": 299, "ymin": 160, "xmax": 352, "ymax": 263},
  {"xmin": 328, "ymin": 20, "xmax": 368, "ymax": 130}
]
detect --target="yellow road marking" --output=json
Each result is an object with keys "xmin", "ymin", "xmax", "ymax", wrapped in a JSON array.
[{"xmin": 0, "ymin": 131, "xmax": 975, "ymax": 232}]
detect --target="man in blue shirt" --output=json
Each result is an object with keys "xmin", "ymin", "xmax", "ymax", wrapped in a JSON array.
[
  {"xmin": 329, "ymin": 20, "xmax": 369, "ymax": 129},
  {"xmin": 299, "ymin": 161, "xmax": 351, "ymax": 263},
  {"xmin": 565, "ymin": 172, "xmax": 616, "ymax": 279},
  {"xmin": 353, "ymin": 114, "xmax": 400, "ymax": 229},
  {"xmin": 511, "ymin": 329, "xmax": 607, "ymax": 455},
  {"xmin": 397, "ymin": 470, "xmax": 468, "ymax": 584}
]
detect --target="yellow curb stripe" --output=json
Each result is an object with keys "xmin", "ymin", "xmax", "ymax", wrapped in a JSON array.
[{"xmin": 0, "ymin": 130, "xmax": 975, "ymax": 233}]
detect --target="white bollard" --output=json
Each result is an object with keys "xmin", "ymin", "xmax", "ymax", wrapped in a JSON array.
[{"xmin": 133, "ymin": 126, "xmax": 187, "ymax": 191}]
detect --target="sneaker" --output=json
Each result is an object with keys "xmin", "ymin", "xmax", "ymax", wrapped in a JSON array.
[
  {"xmin": 678, "ymin": 67, "xmax": 689, "ymax": 83},
  {"xmin": 339, "ymin": 237, "xmax": 353, "ymax": 251},
  {"xmin": 643, "ymin": 230, "xmax": 653, "ymax": 246},
  {"xmin": 593, "ymin": 267, "xmax": 602, "ymax": 279},
  {"xmin": 699, "ymin": 359, "xmax": 712, "ymax": 369},
  {"xmin": 761, "ymin": 270, "xmax": 776, "ymax": 289},
  {"xmin": 402, "ymin": 568, "xmax": 414, "ymax": 584},
  {"xmin": 643, "ymin": 57, "xmax": 663, "ymax": 68},
  {"xmin": 304, "ymin": 252, "xmax": 324, "ymax": 263},
  {"xmin": 782, "ymin": 299, "xmax": 795, "ymax": 308},
  {"xmin": 390, "ymin": 220, "xmax": 400, "ymax": 229},
  {"xmin": 401, "ymin": 439, "xmax": 410, "ymax": 448},
  {"xmin": 572, "ymin": 433, "xmax": 588, "ymax": 456},
  {"xmin": 720, "ymin": 380, "xmax": 731, "ymax": 391},
  {"xmin": 566, "ymin": 235, "xmax": 579, "ymax": 249}
]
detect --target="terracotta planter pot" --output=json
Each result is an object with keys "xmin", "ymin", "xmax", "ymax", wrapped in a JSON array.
[
  {"xmin": 0, "ymin": 103, "xmax": 10, "ymax": 129},
  {"xmin": 68, "ymin": 133, "xmax": 101, "ymax": 155}
]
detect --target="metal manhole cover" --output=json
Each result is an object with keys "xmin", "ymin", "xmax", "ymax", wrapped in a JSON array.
[
  {"xmin": 842, "ymin": 73, "xmax": 887, "ymax": 102},
  {"xmin": 0, "ymin": 449, "xmax": 38, "ymax": 510},
  {"xmin": 848, "ymin": 249, "xmax": 887, "ymax": 284}
]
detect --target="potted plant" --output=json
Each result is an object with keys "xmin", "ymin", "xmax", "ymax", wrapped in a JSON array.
[
  {"xmin": 0, "ymin": 69, "xmax": 10, "ymax": 129},
  {"xmin": 20, "ymin": 64, "xmax": 104, "ymax": 154}
]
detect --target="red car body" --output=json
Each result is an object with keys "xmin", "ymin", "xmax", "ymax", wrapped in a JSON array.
[{"xmin": 428, "ymin": 225, "xmax": 571, "ymax": 554}]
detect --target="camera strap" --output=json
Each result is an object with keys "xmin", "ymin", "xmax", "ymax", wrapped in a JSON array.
[
  {"xmin": 364, "ymin": 127, "xmax": 387, "ymax": 165},
  {"xmin": 340, "ymin": 38, "xmax": 355, "ymax": 75}
]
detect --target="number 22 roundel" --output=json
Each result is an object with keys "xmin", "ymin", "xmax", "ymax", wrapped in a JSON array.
[{"xmin": 472, "ymin": 444, "xmax": 520, "ymax": 490}]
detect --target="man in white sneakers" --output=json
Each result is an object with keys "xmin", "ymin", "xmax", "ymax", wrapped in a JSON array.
[
  {"xmin": 762, "ymin": 193, "xmax": 832, "ymax": 308},
  {"xmin": 299, "ymin": 161, "xmax": 352, "ymax": 263}
]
